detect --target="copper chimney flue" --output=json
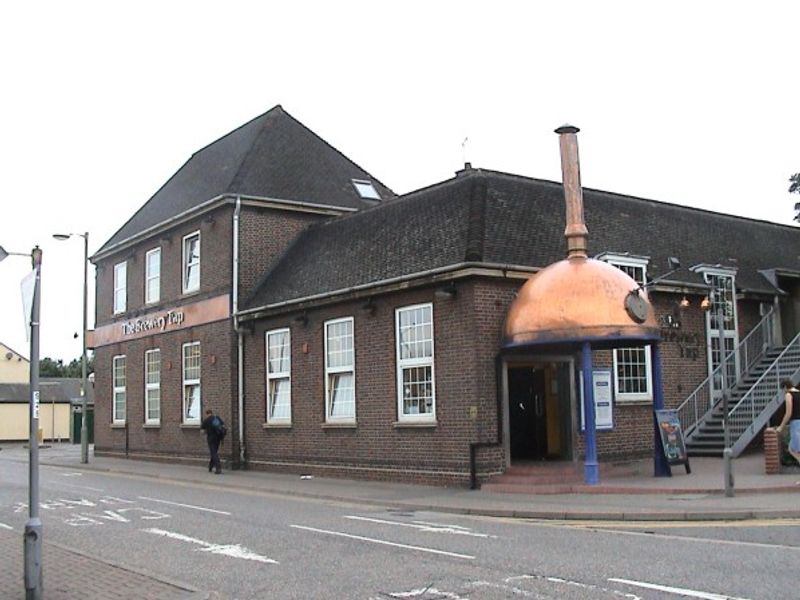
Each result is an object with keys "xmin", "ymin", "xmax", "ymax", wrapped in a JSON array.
[{"xmin": 555, "ymin": 124, "xmax": 588, "ymax": 259}]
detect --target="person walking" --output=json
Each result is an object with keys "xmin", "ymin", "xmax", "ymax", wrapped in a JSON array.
[
  {"xmin": 772, "ymin": 379, "xmax": 800, "ymax": 467},
  {"xmin": 201, "ymin": 409, "xmax": 226, "ymax": 474}
]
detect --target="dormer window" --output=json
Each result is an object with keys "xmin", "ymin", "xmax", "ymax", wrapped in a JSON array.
[{"xmin": 352, "ymin": 179, "xmax": 380, "ymax": 201}]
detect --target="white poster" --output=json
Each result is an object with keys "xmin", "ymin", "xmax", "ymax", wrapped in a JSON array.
[
  {"xmin": 20, "ymin": 269, "xmax": 35, "ymax": 341},
  {"xmin": 580, "ymin": 369, "xmax": 614, "ymax": 431}
]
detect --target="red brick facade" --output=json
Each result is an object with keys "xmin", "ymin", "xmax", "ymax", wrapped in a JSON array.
[{"xmin": 92, "ymin": 202, "xmax": 769, "ymax": 486}]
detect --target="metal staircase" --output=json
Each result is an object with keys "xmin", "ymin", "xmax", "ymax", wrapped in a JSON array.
[{"xmin": 677, "ymin": 308, "xmax": 800, "ymax": 457}]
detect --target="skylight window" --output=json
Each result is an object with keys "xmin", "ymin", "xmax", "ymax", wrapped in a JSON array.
[{"xmin": 352, "ymin": 179, "xmax": 381, "ymax": 201}]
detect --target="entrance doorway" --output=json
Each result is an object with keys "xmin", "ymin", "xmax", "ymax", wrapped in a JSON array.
[{"xmin": 507, "ymin": 362, "xmax": 572, "ymax": 461}]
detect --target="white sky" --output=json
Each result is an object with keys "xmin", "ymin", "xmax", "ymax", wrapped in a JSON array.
[{"xmin": 1, "ymin": 1, "xmax": 798, "ymax": 362}]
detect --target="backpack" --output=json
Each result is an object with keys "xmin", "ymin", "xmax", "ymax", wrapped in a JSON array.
[{"xmin": 211, "ymin": 416, "xmax": 227, "ymax": 441}]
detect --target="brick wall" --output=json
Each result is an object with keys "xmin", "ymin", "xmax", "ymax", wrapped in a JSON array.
[
  {"xmin": 94, "ymin": 319, "xmax": 236, "ymax": 463},
  {"xmin": 238, "ymin": 206, "xmax": 323, "ymax": 300}
]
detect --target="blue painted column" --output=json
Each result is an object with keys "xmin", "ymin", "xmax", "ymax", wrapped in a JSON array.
[
  {"xmin": 652, "ymin": 343, "xmax": 670, "ymax": 477},
  {"xmin": 582, "ymin": 341, "xmax": 599, "ymax": 485}
]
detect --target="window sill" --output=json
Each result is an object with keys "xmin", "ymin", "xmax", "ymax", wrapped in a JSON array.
[
  {"xmin": 181, "ymin": 288, "xmax": 200, "ymax": 297},
  {"xmin": 111, "ymin": 423, "xmax": 127, "ymax": 429},
  {"xmin": 322, "ymin": 422, "xmax": 357, "ymax": 429},
  {"xmin": 263, "ymin": 422, "xmax": 292, "ymax": 429},
  {"xmin": 393, "ymin": 420, "xmax": 437, "ymax": 429},
  {"xmin": 616, "ymin": 399, "xmax": 653, "ymax": 406},
  {"xmin": 143, "ymin": 423, "xmax": 161, "ymax": 429},
  {"xmin": 180, "ymin": 423, "xmax": 201, "ymax": 429}
]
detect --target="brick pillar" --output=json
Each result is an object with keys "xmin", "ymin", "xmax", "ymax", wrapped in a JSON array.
[{"xmin": 764, "ymin": 428, "xmax": 780, "ymax": 475}]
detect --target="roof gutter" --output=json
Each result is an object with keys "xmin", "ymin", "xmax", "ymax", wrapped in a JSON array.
[
  {"xmin": 92, "ymin": 193, "xmax": 358, "ymax": 263},
  {"xmin": 237, "ymin": 262, "xmax": 539, "ymax": 320}
]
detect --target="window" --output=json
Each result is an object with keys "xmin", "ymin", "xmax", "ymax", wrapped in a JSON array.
[
  {"xmin": 603, "ymin": 256, "xmax": 652, "ymax": 402},
  {"xmin": 324, "ymin": 317, "xmax": 355, "ymax": 422},
  {"xmin": 113, "ymin": 262, "xmax": 127, "ymax": 314},
  {"xmin": 396, "ymin": 303, "xmax": 435, "ymax": 421},
  {"xmin": 145, "ymin": 248, "xmax": 161, "ymax": 304},
  {"xmin": 144, "ymin": 349, "xmax": 161, "ymax": 424},
  {"xmin": 266, "ymin": 328, "xmax": 291, "ymax": 423},
  {"xmin": 112, "ymin": 355, "xmax": 126, "ymax": 424},
  {"xmin": 182, "ymin": 342, "xmax": 201, "ymax": 424},
  {"xmin": 182, "ymin": 232, "xmax": 200, "ymax": 293},
  {"xmin": 700, "ymin": 269, "xmax": 739, "ymax": 397},
  {"xmin": 351, "ymin": 179, "xmax": 381, "ymax": 201}
]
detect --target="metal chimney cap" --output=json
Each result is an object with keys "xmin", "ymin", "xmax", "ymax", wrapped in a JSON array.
[{"xmin": 555, "ymin": 124, "xmax": 580, "ymax": 134}]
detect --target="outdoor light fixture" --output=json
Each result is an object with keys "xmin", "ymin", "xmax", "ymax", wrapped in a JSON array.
[
  {"xmin": 679, "ymin": 296, "xmax": 690, "ymax": 309},
  {"xmin": 700, "ymin": 296, "xmax": 712, "ymax": 311},
  {"xmin": 52, "ymin": 232, "xmax": 90, "ymax": 465},
  {"xmin": 294, "ymin": 313, "xmax": 308, "ymax": 326},
  {"xmin": 434, "ymin": 282, "xmax": 457, "ymax": 299}
]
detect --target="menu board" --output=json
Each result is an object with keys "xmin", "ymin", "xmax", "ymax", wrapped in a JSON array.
[{"xmin": 655, "ymin": 409, "xmax": 690, "ymax": 472}]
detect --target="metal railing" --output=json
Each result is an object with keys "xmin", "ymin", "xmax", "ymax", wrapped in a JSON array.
[
  {"xmin": 729, "ymin": 331, "xmax": 800, "ymax": 457},
  {"xmin": 677, "ymin": 306, "xmax": 776, "ymax": 437}
]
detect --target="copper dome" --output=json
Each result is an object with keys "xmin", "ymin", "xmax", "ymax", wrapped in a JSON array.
[{"xmin": 503, "ymin": 256, "xmax": 659, "ymax": 348}]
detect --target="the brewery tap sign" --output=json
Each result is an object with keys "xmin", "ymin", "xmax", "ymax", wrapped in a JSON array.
[{"xmin": 655, "ymin": 409, "xmax": 691, "ymax": 474}]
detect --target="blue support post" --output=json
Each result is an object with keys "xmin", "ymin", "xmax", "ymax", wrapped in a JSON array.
[
  {"xmin": 582, "ymin": 341, "xmax": 599, "ymax": 485},
  {"xmin": 652, "ymin": 343, "xmax": 671, "ymax": 477}
]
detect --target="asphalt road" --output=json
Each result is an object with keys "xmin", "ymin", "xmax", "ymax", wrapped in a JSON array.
[{"xmin": 1, "ymin": 455, "xmax": 798, "ymax": 599}]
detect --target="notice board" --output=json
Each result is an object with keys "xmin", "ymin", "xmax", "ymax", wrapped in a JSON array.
[{"xmin": 655, "ymin": 409, "xmax": 691, "ymax": 473}]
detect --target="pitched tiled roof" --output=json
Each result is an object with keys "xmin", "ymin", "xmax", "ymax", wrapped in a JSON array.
[
  {"xmin": 98, "ymin": 106, "xmax": 394, "ymax": 254},
  {"xmin": 242, "ymin": 169, "xmax": 800, "ymax": 312},
  {"xmin": 0, "ymin": 378, "xmax": 94, "ymax": 404}
]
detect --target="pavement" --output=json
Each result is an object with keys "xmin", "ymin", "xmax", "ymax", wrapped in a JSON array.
[{"xmin": 1, "ymin": 442, "xmax": 800, "ymax": 598}]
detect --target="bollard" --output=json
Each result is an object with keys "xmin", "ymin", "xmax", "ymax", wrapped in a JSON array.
[{"xmin": 764, "ymin": 427, "xmax": 781, "ymax": 475}]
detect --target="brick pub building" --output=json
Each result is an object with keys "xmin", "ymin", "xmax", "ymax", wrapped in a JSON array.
[{"xmin": 90, "ymin": 106, "xmax": 800, "ymax": 486}]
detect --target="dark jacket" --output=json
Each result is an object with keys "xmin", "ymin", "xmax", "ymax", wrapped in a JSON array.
[{"xmin": 201, "ymin": 414, "xmax": 225, "ymax": 442}]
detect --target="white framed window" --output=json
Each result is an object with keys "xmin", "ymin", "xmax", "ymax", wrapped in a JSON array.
[
  {"xmin": 324, "ymin": 317, "xmax": 355, "ymax": 422},
  {"xmin": 182, "ymin": 231, "xmax": 200, "ymax": 294},
  {"xmin": 145, "ymin": 248, "xmax": 161, "ymax": 304},
  {"xmin": 695, "ymin": 267, "xmax": 739, "ymax": 401},
  {"xmin": 144, "ymin": 349, "xmax": 161, "ymax": 425},
  {"xmin": 112, "ymin": 355, "xmax": 126, "ymax": 424},
  {"xmin": 603, "ymin": 255, "xmax": 653, "ymax": 402},
  {"xmin": 266, "ymin": 328, "xmax": 291, "ymax": 424},
  {"xmin": 113, "ymin": 261, "xmax": 127, "ymax": 314},
  {"xmin": 396, "ymin": 303, "xmax": 436, "ymax": 421},
  {"xmin": 182, "ymin": 342, "xmax": 201, "ymax": 424}
]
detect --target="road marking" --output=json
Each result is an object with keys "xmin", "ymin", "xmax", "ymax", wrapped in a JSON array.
[
  {"xmin": 579, "ymin": 527, "xmax": 800, "ymax": 552},
  {"xmin": 371, "ymin": 587, "xmax": 470, "ymax": 599},
  {"xmin": 0, "ymin": 523, "xmax": 13, "ymax": 531},
  {"xmin": 345, "ymin": 515, "xmax": 495, "ymax": 538},
  {"xmin": 505, "ymin": 574, "xmax": 642, "ymax": 599},
  {"xmin": 143, "ymin": 528, "xmax": 278, "ymax": 564},
  {"xmin": 290, "ymin": 524, "xmax": 475, "ymax": 560},
  {"xmin": 60, "ymin": 472, "xmax": 84, "ymax": 477},
  {"xmin": 609, "ymin": 578, "xmax": 750, "ymax": 600},
  {"xmin": 58, "ymin": 483, "xmax": 106, "ymax": 492},
  {"xmin": 139, "ymin": 496, "xmax": 231, "ymax": 515}
]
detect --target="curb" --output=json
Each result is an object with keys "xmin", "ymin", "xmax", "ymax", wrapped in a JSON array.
[{"xmin": 32, "ymin": 458, "xmax": 800, "ymax": 522}]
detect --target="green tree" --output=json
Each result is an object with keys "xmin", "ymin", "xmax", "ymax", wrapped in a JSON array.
[
  {"xmin": 791, "ymin": 173, "xmax": 800, "ymax": 222},
  {"xmin": 39, "ymin": 354, "xmax": 94, "ymax": 378}
]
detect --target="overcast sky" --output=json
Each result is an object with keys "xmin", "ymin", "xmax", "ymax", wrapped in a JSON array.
[{"xmin": 1, "ymin": 1, "xmax": 798, "ymax": 363}]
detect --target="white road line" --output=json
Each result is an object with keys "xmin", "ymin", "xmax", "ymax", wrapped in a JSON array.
[
  {"xmin": 290, "ymin": 524, "xmax": 475, "ymax": 560},
  {"xmin": 0, "ymin": 523, "xmax": 13, "ymax": 531},
  {"xmin": 58, "ymin": 483, "xmax": 106, "ymax": 492},
  {"xmin": 345, "ymin": 515, "xmax": 495, "ymax": 538},
  {"xmin": 138, "ymin": 496, "xmax": 231, "ymax": 515},
  {"xmin": 609, "ymin": 578, "xmax": 750, "ymax": 600},
  {"xmin": 590, "ymin": 527, "xmax": 800, "ymax": 552},
  {"xmin": 143, "ymin": 528, "xmax": 277, "ymax": 564}
]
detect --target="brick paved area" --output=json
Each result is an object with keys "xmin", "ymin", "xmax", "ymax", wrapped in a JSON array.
[{"xmin": 0, "ymin": 527, "xmax": 199, "ymax": 600}]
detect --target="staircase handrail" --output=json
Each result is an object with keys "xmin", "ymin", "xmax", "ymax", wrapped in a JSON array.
[
  {"xmin": 728, "ymin": 330, "xmax": 800, "ymax": 456},
  {"xmin": 676, "ymin": 306, "xmax": 775, "ymax": 437}
]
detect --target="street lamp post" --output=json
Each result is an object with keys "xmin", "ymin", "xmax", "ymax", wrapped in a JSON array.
[
  {"xmin": 712, "ymin": 289, "xmax": 735, "ymax": 497},
  {"xmin": 0, "ymin": 244, "xmax": 44, "ymax": 599},
  {"xmin": 53, "ymin": 232, "xmax": 89, "ymax": 463}
]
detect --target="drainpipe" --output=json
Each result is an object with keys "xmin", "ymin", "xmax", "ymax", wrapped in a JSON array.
[
  {"xmin": 469, "ymin": 355, "xmax": 504, "ymax": 489},
  {"xmin": 233, "ymin": 196, "xmax": 245, "ymax": 467}
]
